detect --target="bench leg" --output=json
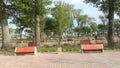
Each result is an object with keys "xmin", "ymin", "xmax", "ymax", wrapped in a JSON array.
[
  {"xmin": 101, "ymin": 49, "xmax": 104, "ymax": 53},
  {"xmin": 81, "ymin": 50, "xmax": 84, "ymax": 53},
  {"xmin": 14, "ymin": 53, "xmax": 17, "ymax": 56},
  {"xmin": 34, "ymin": 47, "xmax": 37, "ymax": 55}
]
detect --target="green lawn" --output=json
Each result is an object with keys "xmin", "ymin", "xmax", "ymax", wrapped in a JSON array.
[
  {"xmin": 0, "ymin": 46, "xmax": 15, "ymax": 55},
  {"xmin": 0, "ymin": 44, "xmax": 120, "ymax": 55},
  {"xmin": 104, "ymin": 45, "xmax": 120, "ymax": 50},
  {"xmin": 39, "ymin": 44, "xmax": 81, "ymax": 52},
  {"xmin": 39, "ymin": 45, "xmax": 58, "ymax": 52},
  {"xmin": 62, "ymin": 44, "xmax": 80, "ymax": 52}
]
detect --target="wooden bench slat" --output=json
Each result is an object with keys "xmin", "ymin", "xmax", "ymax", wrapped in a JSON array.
[
  {"xmin": 82, "ymin": 44, "xmax": 103, "ymax": 50},
  {"xmin": 16, "ymin": 47, "xmax": 34, "ymax": 52},
  {"xmin": 15, "ymin": 47, "xmax": 37, "ymax": 55},
  {"xmin": 81, "ymin": 44, "xmax": 103, "ymax": 53},
  {"xmin": 80, "ymin": 40, "xmax": 90, "ymax": 44},
  {"xmin": 28, "ymin": 42, "xmax": 35, "ymax": 47}
]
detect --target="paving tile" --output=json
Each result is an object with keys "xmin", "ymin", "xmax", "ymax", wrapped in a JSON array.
[{"xmin": 0, "ymin": 51, "xmax": 120, "ymax": 68}]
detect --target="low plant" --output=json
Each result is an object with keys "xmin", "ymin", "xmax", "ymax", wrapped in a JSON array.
[
  {"xmin": 62, "ymin": 44, "xmax": 80, "ymax": 52},
  {"xmin": 104, "ymin": 45, "xmax": 120, "ymax": 50},
  {"xmin": 0, "ymin": 46, "xmax": 15, "ymax": 55},
  {"xmin": 39, "ymin": 45, "xmax": 58, "ymax": 52}
]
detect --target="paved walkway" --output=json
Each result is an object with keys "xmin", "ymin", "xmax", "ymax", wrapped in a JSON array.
[{"xmin": 0, "ymin": 51, "xmax": 120, "ymax": 68}]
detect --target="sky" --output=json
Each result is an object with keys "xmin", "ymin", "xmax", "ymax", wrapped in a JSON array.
[
  {"xmin": 9, "ymin": 0, "xmax": 103, "ymax": 28},
  {"xmin": 53, "ymin": 0, "xmax": 103, "ymax": 27},
  {"xmin": 8, "ymin": 18, "xmax": 17, "ymax": 29}
]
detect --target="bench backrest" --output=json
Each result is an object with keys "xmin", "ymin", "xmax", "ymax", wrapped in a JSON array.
[
  {"xmin": 28, "ymin": 42, "xmax": 35, "ymax": 47},
  {"xmin": 80, "ymin": 40, "xmax": 90, "ymax": 44},
  {"xmin": 40, "ymin": 39, "xmax": 44, "ymax": 43}
]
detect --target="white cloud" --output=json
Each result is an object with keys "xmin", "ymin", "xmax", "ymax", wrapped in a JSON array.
[{"xmin": 69, "ymin": 0, "xmax": 84, "ymax": 4}]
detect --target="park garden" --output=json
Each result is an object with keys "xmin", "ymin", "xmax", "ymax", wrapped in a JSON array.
[{"xmin": 0, "ymin": 0, "xmax": 120, "ymax": 55}]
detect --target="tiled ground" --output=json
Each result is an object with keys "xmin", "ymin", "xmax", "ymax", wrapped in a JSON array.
[{"xmin": 0, "ymin": 51, "xmax": 120, "ymax": 68}]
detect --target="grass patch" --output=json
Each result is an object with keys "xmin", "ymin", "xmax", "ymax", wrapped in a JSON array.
[
  {"xmin": 62, "ymin": 44, "xmax": 80, "ymax": 52},
  {"xmin": 104, "ymin": 46, "xmax": 114, "ymax": 50},
  {"xmin": 39, "ymin": 45, "xmax": 58, "ymax": 52},
  {"xmin": 0, "ymin": 51, "xmax": 14, "ymax": 55},
  {"xmin": 0, "ymin": 46, "xmax": 15, "ymax": 55},
  {"xmin": 104, "ymin": 45, "xmax": 120, "ymax": 50}
]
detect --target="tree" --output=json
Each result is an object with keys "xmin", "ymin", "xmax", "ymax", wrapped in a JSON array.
[
  {"xmin": 73, "ymin": 9, "xmax": 82, "ymax": 37},
  {"xmin": 89, "ymin": 22, "xmax": 98, "ymax": 35},
  {"xmin": 98, "ymin": 24, "xmax": 106, "ymax": 35},
  {"xmin": 84, "ymin": 0, "xmax": 120, "ymax": 47},
  {"xmin": 52, "ymin": 1, "xmax": 73, "ymax": 45},
  {"xmin": 73, "ymin": 10, "xmax": 93, "ymax": 37},
  {"xmin": 13, "ymin": 0, "xmax": 51, "ymax": 49},
  {"xmin": 114, "ymin": 19, "xmax": 120, "ymax": 36},
  {"xmin": 0, "ymin": 0, "xmax": 12, "ymax": 50},
  {"xmin": 79, "ymin": 15, "xmax": 93, "ymax": 36},
  {"xmin": 44, "ymin": 17, "xmax": 57, "ymax": 38},
  {"xmin": 99, "ymin": 15, "xmax": 107, "ymax": 35},
  {"xmin": 81, "ymin": 26, "xmax": 91, "ymax": 36}
]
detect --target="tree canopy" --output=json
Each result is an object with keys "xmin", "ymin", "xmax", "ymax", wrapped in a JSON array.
[
  {"xmin": 52, "ymin": 1, "xmax": 73, "ymax": 45},
  {"xmin": 84, "ymin": 0, "xmax": 120, "ymax": 47}
]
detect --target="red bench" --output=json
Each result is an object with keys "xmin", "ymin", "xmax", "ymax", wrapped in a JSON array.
[
  {"xmin": 28, "ymin": 41, "xmax": 35, "ymax": 47},
  {"xmin": 80, "ymin": 40, "xmax": 90, "ymax": 44},
  {"xmin": 81, "ymin": 44, "xmax": 104, "ymax": 53},
  {"xmin": 15, "ymin": 47, "xmax": 37, "ymax": 55},
  {"xmin": 40, "ymin": 38, "xmax": 44, "ymax": 43}
]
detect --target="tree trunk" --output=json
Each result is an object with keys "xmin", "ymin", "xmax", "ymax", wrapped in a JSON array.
[
  {"xmin": 34, "ymin": 0, "xmax": 40, "ymax": 49},
  {"xmin": 19, "ymin": 28, "xmax": 22, "ymax": 40},
  {"xmin": 117, "ymin": 28, "xmax": 119, "ymax": 37},
  {"xmin": 107, "ymin": 0, "xmax": 114, "ymax": 48},
  {"xmin": 19, "ymin": 29, "xmax": 21, "ymax": 39},
  {"xmin": 77, "ymin": 23, "xmax": 80, "ymax": 38},
  {"xmin": 35, "ymin": 15, "xmax": 40, "ymax": 49},
  {"xmin": 1, "ymin": 17, "xmax": 10, "ymax": 50},
  {"xmin": 58, "ymin": 34, "xmax": 62, "ymax": 47},
  {"xmin": 0, "ymin": 1, "xmax": 10, "ymax": 50},
  {"xmin": 103, "ymin": 22, "xmax": 106, "ymax": 36}
]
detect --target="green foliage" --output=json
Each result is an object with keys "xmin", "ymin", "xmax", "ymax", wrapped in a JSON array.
[
  {"xmin": 98, "ymin": 24, "xmax": 106, "ymax": 34},
  {"xmin": 52, "ymin": 1, "xmax": 73, "ymax": 34},
  {"xmin": 79, "ymin": 15, "xmax": 94, "ymax": 35},
  {"xmin": 104, "ymin": 45, "xmax": 120, "ymax": 50},
  {"xmin": 0, "ymin": 46, "xmax": 15, "ymax": 55},
  {"xmin": 73, "ymin": 9, "xmax": 94, "ymax": 36},
  {"xmin": 12, "ymin": 0, "xmax": 52, "ymax": 34},
  {"xmin": 114, "ymin": 19, "xmax": 120, "ymax": 29},
  {"xmin": 89, "ymin": 22, "xmax": 98, "ymax": 32},
  {"xmin": 52, "ymin": 1, "xmax": 74, "ymax": 45},
  {"xmin": 44, "ymin": 17, "xmax": 58, "ymax": 36},
  {"xmin": 114, "ymin": 19, "xmax": 120, "ymax": 36},
  {"xmin": 62, "ymin": 44, "xmax": 80, "ymax": 52},
  {"xmin": 84, "ymin": 0, "xmax": 120, "ymax": 21},
  {"xmin": 84, "ymin": 0, "xmax": 120, "ymax": 12},
  {"xmin": 73, "ymin": 9, "xmax": 82, "ymax": 24},
  {"xmin": 84, "ymin": 0, "xmax": 120, "ymax": 47},
  {"xmin": 39, "ymin": 45, "xmax": 58, "ymax": 52},
  {"xmin": 82, "ymin": 26, "xmax": 91, "ymax": 34}
]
